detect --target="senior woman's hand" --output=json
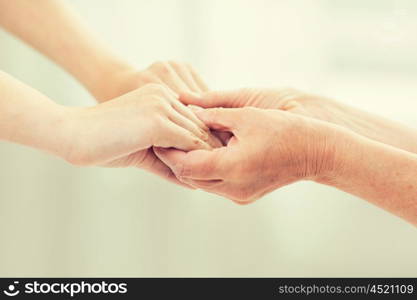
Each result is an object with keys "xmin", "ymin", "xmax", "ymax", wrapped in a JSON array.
[
  {"xmin": 180, "ymin": 88, "xmax": 417, "ymax": 154},
  {"xmin": 155, "ymin": 105, "xmax": 417, "ymax": 227},
  {"xmin": 154, "ymin": 107, "xmax": 347, "ymax": 203}
]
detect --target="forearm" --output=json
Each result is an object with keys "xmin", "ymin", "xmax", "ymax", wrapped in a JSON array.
[
  {"xmin": 0, "ymin": 71, "xmax": 70, "ymax": 158},
  {"xmin": 338, "ymin": 102, "xmax": 417, "ymax": 154},
  {"xmin": 0, "ymin": 0, "xmax": 132, "ymax": 100},
  {"xmin": 318, "ymin": 132, "xmax": 417, "ymax": 226}
]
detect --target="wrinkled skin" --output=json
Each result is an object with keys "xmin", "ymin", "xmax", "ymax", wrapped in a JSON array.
[
  {"xmin": 155, "ymin": 107, "xmax": 344, "ymax": 203},
  {"xmin": 180, "ymin": 88, "xmax": 417, "ymax": 154}
]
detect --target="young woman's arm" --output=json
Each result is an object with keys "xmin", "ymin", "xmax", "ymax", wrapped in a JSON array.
[
  {"xmin": 0, "ymin": 0, "xmax": 209, "ymax": 102},
  {"xmin": 0, "ymin": 70, "xmax": 213, "ymax": 185},
  {"xmin": 0, "ymin": 0, "xmax": 129, "ymax": 100},
  {"xmin": 0, "ymin": 71, "xmax": 70, "ymax": 157}
]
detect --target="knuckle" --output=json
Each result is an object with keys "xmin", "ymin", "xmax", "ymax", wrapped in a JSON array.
[
  {"xmin": 241, "ymin": 106, "xmax": 256, "ymax": 113},
  {"xmin": 187, "ymin": 136, "xmax": 209, "ymax": 151},
  {"xmin": 280, "ymin": 100, "xmax": 301, "ymax": 111},
  {"xmin": 276, "ymin": 87, "xmax": 305, "ymax": 102},
  {"xmin": 149, "ymin": 60, "xmax": 163, "ymax": 69},
  {"xmin": 151, "ymin": 98, "xmax": 170, "ymax": 112},
  {"xmin": 149, "ymin": 117, "xmax": 169, "ymax": 144},
  {"xmin": 142, "ymin": 82, "xmax": 165, "ymax": 93},
  {"xmin": 236, "ymin": 106, "xmax": 257, "ymax": 119},
  {"xmin": 209, "ymin": 107, "xmax": 223, "ymax": 117},
  {"xmin": 177, "ymin": 161, "xmax": 192, "ymax": 178},
  {"xmin": 149, "ymin": 61, "xmax": 170, "ymax": 74},
  {"xmin": 174, "ymin": 160, "xmax": 198, "ymax": 180},
  {"xmin": 178, "ymin": 159, "xmax": 212, "ymax": 179},
  {"xmin": 138, "ymin": 72, "xmax": 158, "ymax": 84},
  {"xmin": 168, "ymin": 60, "xmax": 183, "ymax": 68},
  {"xmin": 185, "ymin": 62, "xmax": 194, "ymax": 70}
]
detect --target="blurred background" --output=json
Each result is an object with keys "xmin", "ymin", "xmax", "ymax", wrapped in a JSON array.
[{"xmin": 0, "ymin": 0, "xmax": 417, "ymax": 277}]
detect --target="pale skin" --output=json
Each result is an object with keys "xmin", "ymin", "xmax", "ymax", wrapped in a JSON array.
[
  {"xmin": 0, "ymin": 0, "xmax": 219, "ymax": 185},
  {"xmin": 156, "ymin": 90, "xmax": 417, "ymax": 226},
  {"xmin": 0, "ymin": 72, "xmax": 213, "ymax": 184}
]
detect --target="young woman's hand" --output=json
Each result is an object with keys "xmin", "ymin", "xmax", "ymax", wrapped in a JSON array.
[
  {"xmin": 62, "ymin": 84, "xmax": 216, "ymax": 183},
  {"xmin": 93, "ymin": 61, "xmax": 209, "ymax": 103}
]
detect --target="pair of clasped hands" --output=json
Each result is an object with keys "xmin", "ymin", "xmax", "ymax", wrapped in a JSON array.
[
  {"xmin": 1, "ymin": 1, "xmax": 416, "ymax": 224},
  {"xmin": 64, "ymin": 61, "xmax": 383, "ymax": 204}
]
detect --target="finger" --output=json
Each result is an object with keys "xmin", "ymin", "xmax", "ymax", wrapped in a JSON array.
[
  {"xmin": 157, "ymin": 121, "xmax": 211, "ymax": 151},
  {"xmin": 167, "ymin": 107, "xmax": 209, "ymax": 142},
  {"xmin": 180, "ymin": 90, "xmax": 240, "ymax": 108},
  {"xmin": 187, "ymin": 64, "xmax": 209, "ymax": 92},
  {"xmin": 170, "ymin": 101, "xmax": 223, "ymax": 148},
  {"xmin": 150, "ymin": 62, "xmax": 190, "ymax": 94},
  {"xmin": 168, "ymin": 61, "xmax": 202, "ymax": 93},
  {"xmin": 154, "ymin": 147, "xmax": 225, "ymax": 180},
  {"xmin": 195, "ymin": 108, "xmax": 241, "ymax": 132},
  {"xmin": 101, "ymin": 149, "xmax": 194, "ymax": 189},
  {"xmin": 170, "ymin": 100, "xmax": 208, "ymax": 131},
  {"xmin": 139, "ymin": 149, "xmax": 195, "ymax": 189}
]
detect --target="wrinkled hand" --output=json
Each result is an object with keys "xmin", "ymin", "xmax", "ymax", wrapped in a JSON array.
[
  {"xmin": 180, "ymin": 88, "xmax": 417, "ymax": 153},
  {"xmin": 154, "ymin": 107, "xmax": 344, "ymax": 203},
  {"xmin": 63, "ymin": 84, "xmax": 215, "ymax": 186},
  {"xmin": 181, "ymin": 87, "xmax": 372, "ymax": 128}
]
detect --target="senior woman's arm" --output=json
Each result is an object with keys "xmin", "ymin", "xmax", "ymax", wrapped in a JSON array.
[{"xmin": 318, "ymin": 133, "xmax": 417, "ymax": 226}]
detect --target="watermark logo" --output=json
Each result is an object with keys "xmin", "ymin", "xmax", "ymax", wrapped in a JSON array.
[
  {"xmin": 2, "ymin": 280, "xmax": 127, "ymax": 297},
  {"xmin": 3, "ymin": 281, "xmax": 20, "ymax": 297}
]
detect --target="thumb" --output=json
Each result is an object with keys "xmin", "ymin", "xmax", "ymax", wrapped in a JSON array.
[
  {"xmin": 195, "ymin": 108, "xmax": 241, "ymax": 132},
  {"xmin": 180, "ymin": 90, "xmax": 241, "ymax": 108}
]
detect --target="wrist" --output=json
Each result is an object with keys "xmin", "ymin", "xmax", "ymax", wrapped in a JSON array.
[
  {"xmin": 86, "ymin": 59, "xmax": 137, "ymax": 103},
  {"xmin": 54, "ymin": 106, "xmax": 98, "ymax": 166},
  {"xmin": 312, "ymin": 127, "xmax": 365, "ymax": 187},
  {"xmin": 44, "ymin": 105, "xmax": 82, "ymax": 162},
  {"xmin": 8, "ymin": 101, "xmax": 77, "ymax": 161}
]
